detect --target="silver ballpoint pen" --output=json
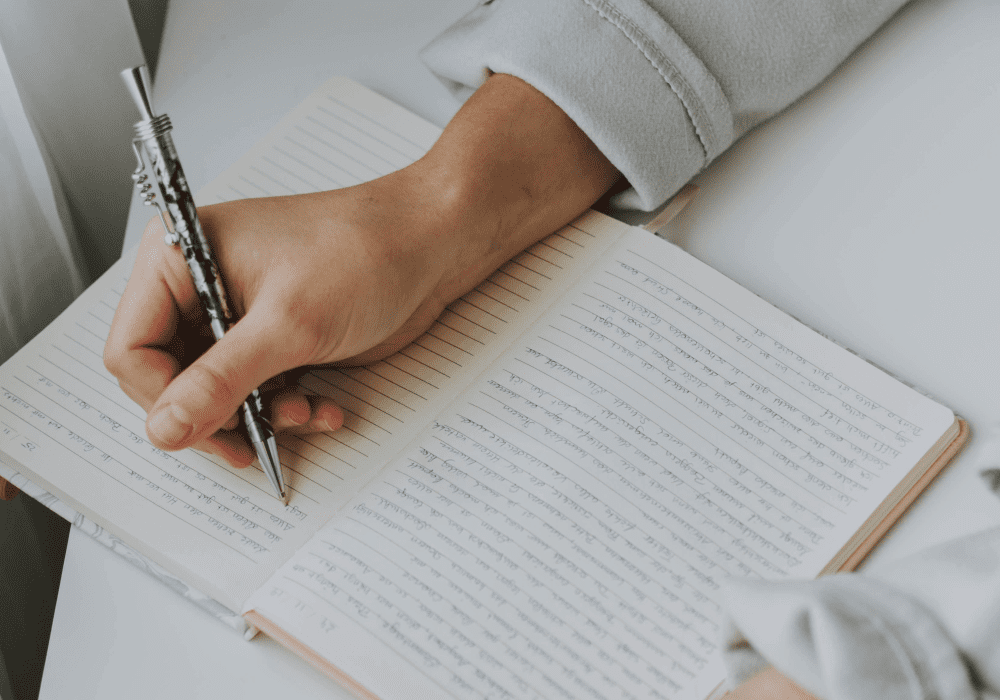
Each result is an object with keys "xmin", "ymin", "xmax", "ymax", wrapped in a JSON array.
[{"xmin": 121, "ymin": 65, "xmax": 287, "ymax": 504}]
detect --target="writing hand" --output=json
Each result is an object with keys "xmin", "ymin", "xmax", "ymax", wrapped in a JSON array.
[
  {"xmin": 104, "ymin": 74, "xmax": 619, "ymax": 468},
  {"xmin": 726, "ymin": 667, "xmax": 819, "ymax": 700}
]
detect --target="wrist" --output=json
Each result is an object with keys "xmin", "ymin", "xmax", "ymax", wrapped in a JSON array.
[{"xmin": 410, "ymin": 73, "xmax": 620, "ymax": 302}]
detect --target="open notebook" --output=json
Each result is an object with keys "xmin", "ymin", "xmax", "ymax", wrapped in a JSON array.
[{"xmin": 0, "ymin": 78, "xmax": 966, "ymax": 699}]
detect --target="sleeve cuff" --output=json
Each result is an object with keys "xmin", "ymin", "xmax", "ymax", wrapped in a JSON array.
[
  {"xmin": 719, "ymin": 575, "xmax": 976, "ymax": 700},
  {"xmin": 419, "ymin": 0, "xmax": 733, "ymax": 210}
]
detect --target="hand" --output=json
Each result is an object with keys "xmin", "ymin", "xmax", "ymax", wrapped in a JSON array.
[
  {"xmin": 104, "ymin": 74, "xmax": 619, "ymax": 467},
  {"xmin": 106, "ymin": 174, "xmax": 450, "ymax": 467},
  {"xmin": 726, "ymin": 667, "xmax": 819, "ymax": 700}
]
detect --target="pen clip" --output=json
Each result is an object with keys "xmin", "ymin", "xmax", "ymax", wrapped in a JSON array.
[{"xmin": 131, "ymin": 139, "xmax": 177, "ymax": 246}]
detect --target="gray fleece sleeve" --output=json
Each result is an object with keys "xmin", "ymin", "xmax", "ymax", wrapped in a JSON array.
[
  {"xmin": 420, "ymin": 0, "xmax": 909, "ymax": 210},
  {"xmin": 719, "ymin": 526, "xmax": 1000, "ymax": 700}
]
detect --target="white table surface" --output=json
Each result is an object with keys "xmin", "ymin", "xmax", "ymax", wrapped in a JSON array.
[{"xmin": 41, "ymin": 0, "xmax": 1000, "ymax": 698}]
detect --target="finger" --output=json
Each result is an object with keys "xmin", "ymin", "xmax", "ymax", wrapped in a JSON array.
[
  {"xmin": 208, "ymin": 391, "xmax": 342, "ymax": 464},
  {"xmin": 145, "ymin": 306, "xmax": 308, "ymax": 450},
  {"xmin": 105, "ymin": 219, "xmax": 204, "ymax": 411},
  {"xmin": 267, "ymin": 390, "xmax": 344, "ymax": 433},
  {"xmin": 196, "ymin": 431, "xmax": 256, "ymax": 469},
  {"xmin": 113, "ymin": 218, "xmax": 204, "ymax": 348},
  {"xmin": 225, "ymin": 383, "xmax": 314, "ymax": 433},
  {"xmin": 121, "ymin": 372, "xmax": 249, "ymax": 463},
  {"xmin": 114, "ymin": 348, "xmax": 181, "ymax": 414},
  {"xmin": 282, "ymin": 394, "xmax": 344, "ymax": 435},
  {"xmin": 270, "ymin": 389, "xmax": 311, "ymax": 431}
]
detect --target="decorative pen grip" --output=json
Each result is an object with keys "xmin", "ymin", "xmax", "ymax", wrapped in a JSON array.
[
  {"xmin": 124, "ymin": 65, "xmax": 285, "ymax": 501},
  {"xmin": 143, "ymin": 132, "xmax": 275, "ymax": 444},
  {"xmin": 142, "ymin": 127, "xmax": 233, "ymax": 341},
  {"xmin": 243, "ymin": 389, "xmax": 276, "ymax": 443}
]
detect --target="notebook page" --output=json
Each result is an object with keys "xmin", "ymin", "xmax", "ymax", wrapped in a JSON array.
[
  {"xmin": 0, "ymin": 253, "xmax": 318, "ymax": 611},
  {"xmin": 194, "ymin": 77, "xmax": 439, "ymax": 203},
  {"xmin": 245, "ymin": 227, "xmax": 954, "ymax": 700},
  {"xmin": 195, "ymin": 76, "xmax": 628, "ymax": 551},
  {"xmin": 0, "ymin": 78, "xmax": 627, "ymax": 611}
]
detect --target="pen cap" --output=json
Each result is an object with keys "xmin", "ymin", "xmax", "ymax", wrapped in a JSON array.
[{"xmin": 121, "ymin": 65, "xmax": 157, "ymax": 121}]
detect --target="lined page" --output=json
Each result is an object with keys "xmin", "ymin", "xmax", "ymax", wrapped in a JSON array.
[
  {"xmin": 246, "ymin": 227, "xmax": 955, "ymax": 700},
  {"xmin": 0, "ymin": 77, "xmax": 625, "ymax": 611},
  {"xmin": 195, "ymin": 77, "xmax": 437, "ymax": 203},
  {"xmin": 0, "ymin": 254, "xmax": 325, "ymax": 610}
]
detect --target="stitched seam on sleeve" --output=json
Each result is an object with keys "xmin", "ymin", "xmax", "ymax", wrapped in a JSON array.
[
  {"xmin": 851, "ymin": 588, "xmax": 959, "ymax": 700},
  {"xmin": 866, "ymin": 614, "xmax": 936, "ymax": 700},
  {"xmin": 577, "ymin": 0, "xmax": 715, "ymax": 162}
]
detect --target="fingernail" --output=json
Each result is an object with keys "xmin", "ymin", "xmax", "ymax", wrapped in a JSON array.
[
  {"xmin": 283, "ymin": 408, "xmax": 308, "ymax": 426},
  {"xmin": 321, "ymin": 409, "xmax": 340, "ymax": 431},
  {"xmin": 148, "ymin": 404, "xmax": 194, "ymax": 447}
]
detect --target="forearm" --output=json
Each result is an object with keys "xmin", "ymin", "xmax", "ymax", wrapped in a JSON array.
[{"xmin": 409, "ymin": 72, "xmax": 620, "ymax": 303}]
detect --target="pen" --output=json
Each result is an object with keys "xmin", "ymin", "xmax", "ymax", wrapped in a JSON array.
[{"xmin": 121, "ymin": 65, "xmax": 287, "ymax": 504}]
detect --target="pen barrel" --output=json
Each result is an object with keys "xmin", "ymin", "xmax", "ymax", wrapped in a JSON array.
[
  {"xmin": 123, "ymin": 63, "xmax": 285, "ymax": 500},
  {"xmin": 242, "ymin": 389, "xmax": 275, "ymax": 443},
  {"xmin": 138, "ymin": 127, "xmax": 234, "ymax": 341}
]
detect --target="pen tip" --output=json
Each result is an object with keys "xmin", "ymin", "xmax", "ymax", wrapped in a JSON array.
[{"xmin": 252, "ymin": 437, "xmax": 285, "ymax": 504}]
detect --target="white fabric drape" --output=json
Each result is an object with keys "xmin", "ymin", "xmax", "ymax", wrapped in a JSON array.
[{"xmin": 0, "ymin": 38, "xmax": 85, "ymax": 363}]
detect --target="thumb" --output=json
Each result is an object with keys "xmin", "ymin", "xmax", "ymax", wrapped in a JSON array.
[{"xmin": 145, "ymin": 310, "xmax": 302, "ymax": 450}]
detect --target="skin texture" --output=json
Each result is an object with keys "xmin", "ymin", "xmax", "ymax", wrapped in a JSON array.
[
  {"xmin": 726, "ymin": 667, "xmax": 819, "ymax": 700},
  {"xmin": 104, "ymin": 73, "xmax": 818, "ymax": 700},
  {"xmin": 105, "ymin": 73, "xmax": 619, "ymax": 467}
]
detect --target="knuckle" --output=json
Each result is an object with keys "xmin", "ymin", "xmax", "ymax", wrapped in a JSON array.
[
  {"xmin": 184, "ymin": 362, "xmax": 239, "ymax": 411},
  {"xmin": 103, "ymin": 340, "xmax": 126, "ymax": 379},
  {"xmin": 262, "ymin": 299, "xmax": 326, "ymax": 365},
  {"xmin": 288, "ymin": 322, "xmax": 326, "ymax": 364},
  {"xmin": 142, "ymin": 214, "xmax": 166, "ymax": 240}
]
